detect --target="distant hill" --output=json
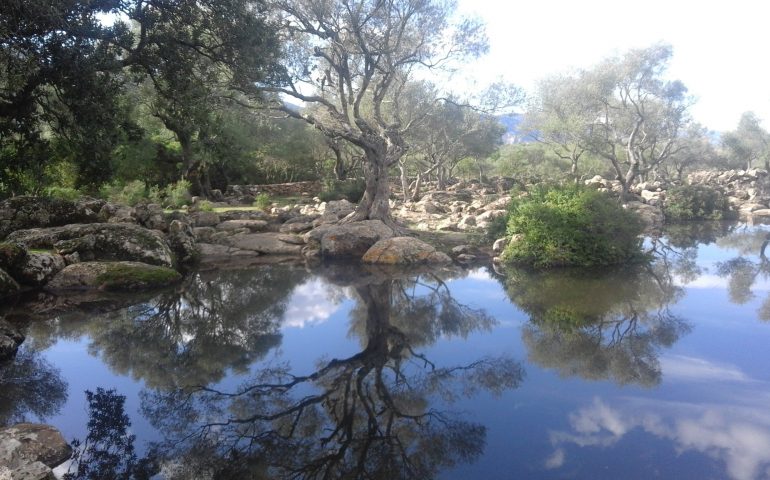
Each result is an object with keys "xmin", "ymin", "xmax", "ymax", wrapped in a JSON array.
[{"xmin": 497, "ymin": 113, "xmax": 529, "ymax": 144}]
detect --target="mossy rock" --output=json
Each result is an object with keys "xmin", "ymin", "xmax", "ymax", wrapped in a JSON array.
[
  {"xmin": 46, "ymin": 261, "xmax": 181, "ymax": 292},
  {"xmin": 0, "ymin": 242, "xmax": 27, "ymax": 270},
  {"xmin": 0, "ymin": 267, "xmax": 20, "ymax": 298}
]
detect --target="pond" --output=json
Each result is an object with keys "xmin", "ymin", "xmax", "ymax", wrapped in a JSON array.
[{"xmin": 3, "ymin": 222, "xmax": 770, "ymax": 479}]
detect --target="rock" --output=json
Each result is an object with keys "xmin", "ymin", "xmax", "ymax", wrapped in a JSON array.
[
  {"xmin": 191, "ymin": 211, "xmax": 221, "ymax": 228},
  {"xmin": 455, "ymin": 253, "xmax": 477, "ymax": 263},
  {"xmin": 750, "ymin": 209, "xmax": 770, "ymax": 218},
  {"xmin": 0, "ymin": 423, "xmax": 71, "ymax": 479},
  {"xmin": 10, "ymin": 252, "xmax": 66, "ymax": 286},
  {"xmin": 167, "ymin": 220, "xmax": 199, "ymax": 265},
  {"xmin": 476, "ymin": 209, "xmax": 507, "ymax": 222},
  {"xmin": 134, "ymin": 203, "xmax": 166, "ymax": 231},
  {"xmin": 215, "ymin": 219, "xmax": 269, "ymax": 232},
  {"xmin": 0, "ymin": 319, "xmax": 24, "ymax": 361},
  {"xmin": 458, "ymin": 215, "xmax": 477, "ymax": 229},
  {"xmin": 0, "ymin": 196, "xmax": 105, "ymax": 239},
  {"xmin": 451, "ymin": 245, "xmax": 473, "ymax": 255},
  {"xmin": 7, "ymin": 223, "xmax": 175, "ymax": 268},
  {"xmin": 362, "ymin": 237, "xmax": 451, "ymax": 265},
  {"xmin": 222, "ymin": 233, "xmax": 304, "ymax": 255},
  {"xmin": 492, "ymin": 237, "xmax": 509, "ymax": 255},
  {"xmin": 0, "ymin": 267, "xmax": 20, "ymax": 299},
  {"xmin": 584, "ymin": 175, "xmax": 606, "ymax": 189},
  {"xmin": 415, "ymin": 201, "xmax": 444, "ymax": 214},
  {"xmin": 0, "ymin": 242, "xmax": 27, "ymax": 270},
  {"xmin": 304, "ymin": 220, "xmax": 394, "ymax": 259},
  {"xmin": 46, "ymin": 261, "xmax": 181, "ymax": 291},
  {"xmin": 313, "ymin": 200, "xmax": 356, "ymax": 225},
  {"xmin": 436, "ymin": 219, "xmax": 457, "ymax": 231},
  {"xmin": 625, "ymin": 201, "xmax": 663, "ymax": 230},
  {"xmin": 193, "ymin": 227, "xmax": 216, "ymax": 243},
  {"xmin": 99, "ymin": 202, "xmax": 135, "ymax": 224}
]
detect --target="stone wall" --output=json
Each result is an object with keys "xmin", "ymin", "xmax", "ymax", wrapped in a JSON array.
[{"xmin": 227, "ymin": 181, "xmax": 323, "ymax": 198}]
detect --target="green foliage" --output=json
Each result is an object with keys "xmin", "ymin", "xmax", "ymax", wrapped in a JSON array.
[
  {"xmin": 96, "ymin": 264, "xmax": 181, "ymax": 291},
  {"xmin": 664, "ymin": 184, "xmax": 731, "ymax": 221},
  {"xmin": 197, "ymin": 200, "xmax": 214, "ymax": 212},
  {"xmin": 502, "ymin": 184, "xmax": 644, "ymax": 268},
  {"xmin": 319, "ymin": 179, "xmax": 366, "ymax": 202},
  {"xmin": 252, "ymin": 193, "xmax": 271, "ymax": 211},
  {"xmin": 43, "ymin": 186, "xmax": 81, "ymax": 201},
  {"xmin": 163, "ymin": 180, "xmax": 192, "ymax": 209},
  {"xmin": 99, "ymin": 180, "xmax": 149, "ymax": 206}
]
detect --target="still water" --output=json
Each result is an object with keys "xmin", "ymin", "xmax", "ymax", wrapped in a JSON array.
[{"xmin": 3, "ymin": 222, "xmax": 770, "ymax": 479}]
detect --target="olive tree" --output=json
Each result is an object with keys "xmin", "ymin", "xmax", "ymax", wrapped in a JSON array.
[
  {"xmin": 264, "ymin": 0, "xmax": 489, "ymax": 228},
  {"xmin": 722, "ymin": 112, "xmax": 770, "ymax": 170},
  {"xmin": 526, "ymin": 44, "xmax": 691, "ymax": 198}
]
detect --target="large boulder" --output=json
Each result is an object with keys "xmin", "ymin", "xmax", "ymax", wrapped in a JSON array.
[
  {"xmin": 0, "ymin": 196, "xmax": 104, "ymax": 239},
  {"xmin": 215, "ymin": 219, "xmax": 269, "ymax": 232},
  {"xmin": 0, "ymin": 242, "xmax": 27, "ymax": 270},
  {"xmin": 221, "ymin": 233, "xmax": 304, "ymax": 255},
  {"xmin": 362, "ymin": 237, "xmax": 451, "ymax": 265},
  {"xmin": 0, "ymin": 267, "xmax": 20, "ymax": 299},
  {"xmin": 0, "ymin": 423, "xmax": 71, "ymax": 480},
  {"xmin": 7, "ymin": 223, "xmax": 175, "ymax": 268},
  {"xmin": 134, "ymin": 203, "xmax": 167, "ymax": 231},
  {"xmin": 166, "ymin": 219, "xmax": 199, "ymax": 265},
  {"xmin": 0, "ymin": 319, "xmax": 24, "ymax": 361},
  {"xmin": 304, "ymin": 220, "xmax": 394, "ymax": 259},
  {"xmin": 10, "ymin": 252, "xmax": 66, "ymax": 287},
  {"xmin": 46, "ymin": 261, "xmax": 181, "ymax": 291}
]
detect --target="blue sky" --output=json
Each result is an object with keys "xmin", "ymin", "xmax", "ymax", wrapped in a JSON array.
[{"xmin": 456, "ymin": 0, "xmax": 770, "ymax": 132}]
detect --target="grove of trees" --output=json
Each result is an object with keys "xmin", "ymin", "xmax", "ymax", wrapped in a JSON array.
[{"xmin": 2, "ymin": 1, "xmax": 769, "ymax": 216}]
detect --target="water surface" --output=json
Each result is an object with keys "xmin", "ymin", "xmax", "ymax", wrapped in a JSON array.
[{"xmin": 3, "ymin": 222, "xmax": 770, "ymax": 479}]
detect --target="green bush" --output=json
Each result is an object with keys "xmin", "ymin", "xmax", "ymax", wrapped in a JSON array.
[
  {"xmin": 664, "ymin": 184, "xmax": 731, "ymax": 221},
  {"xmin": 163, "ymin": 179, "xmax": 191, "ymax": 208},
  {"xmin": 43, "ymin": 186, "xmax": 81, "ymax": 201},
  {"xmin": 253, "ymin": 193, "xmax": 271, "ymax": 211},
  {"xmin": 319, "ymin": 179, "xmax": 366, "ymax": 202},
  {"xmin": 197, "ymin": 200, "xmax": 214, "ymax": 212},
  {"xmin": 99, "ymin": 180, "xmax": 148, "ymax": 206},
  {"xmin": 502, "ymin": 184, "xmax": 644, "ymax": 268}
]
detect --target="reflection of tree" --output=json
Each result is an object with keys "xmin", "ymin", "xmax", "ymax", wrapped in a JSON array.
[
  {"xmin": 141, "ymin": 267, "xmax": 523, "ymax": 479},
  {"xmin": 503, "ymin": 254, "xmax": 690, "ymax": 387},
  {"xmin": 714, "ymin": 228, "xmax": 770, "ymax": 319},
  {"xmin": 0, "ymin": 346, "xmax": 67, "ymax": 425},
  {"xmin": 26, "ymin": 266, "xmax": 308, "ymax": 389},
  {"xmin": 64, "ymin": 388, "xmax": 157, "ymax": 480}
]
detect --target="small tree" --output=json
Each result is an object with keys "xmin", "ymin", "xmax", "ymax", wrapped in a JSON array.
[{"xmin": 722, "ymin": 112, "xmax": 770, "ymax": 170}]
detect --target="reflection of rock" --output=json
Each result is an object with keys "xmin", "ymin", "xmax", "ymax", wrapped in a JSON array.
[
  {"xmin": 0, "ymin": 423, "xmax": 71, "ymax": 479},
  {"xmin": 0, "ymin": 319, "xmax": 24, "ymax": 360},
  {"xmin": 46, "ymin": 261, "xmax": 181, "ymax": 291},
  {"xmin": 7, "ymin": 223, "xmax": 174, "ymax": 268},
  {"xmin": 362, "ymin": 237, "xmax": 451, "ymax": 265}
]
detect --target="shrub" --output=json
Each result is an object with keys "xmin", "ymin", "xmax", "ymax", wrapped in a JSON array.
[
  {"xmin": 319, "ymin": 179, "xmax": 366, "ymax": 202},
  {"xmin": 99, "ymin": 180, "xmax": 148, "ymax": 206},
  {"xmin": 253, "ymin": 193, "xmax": 271, "ymax": 211},
  {"xmin": 43, "ymin": 186, "xmax": 81, "ymax": 201},
  {"xmin": 197, "ymin": 200, "xmax": 214, "ymax": 212},
  {"xmin": 163, "ymin": 179, "xmax": 191, "ymax": 208},
  {"xmin": 664, "ymin": 184, "xmax": 730, "ymax": 221},
  {"xmin": 502, "ymin": 184, "xmax": 644, "ymax": 268}
]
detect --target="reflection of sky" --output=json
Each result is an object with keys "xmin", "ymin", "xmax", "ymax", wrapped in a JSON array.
[{"xmin": 17, "ymin": 225, "xmax": 770, "ymax": 479}]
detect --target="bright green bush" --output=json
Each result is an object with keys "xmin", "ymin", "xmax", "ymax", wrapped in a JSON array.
[
  {"xmin": 502, "ymin": 184, "xmax": 644, "ymax": 268},
  {"xmin": 163, "ymin": 179, "xmax": 191, "ymax": 208},
  {"xmin": 99, "ymin": 180, "xmax": 148, "ymax": 206},
  {"xmin": 253, "ymin": 193, "xmax": 271, "ymax": 211},
  {"xmin": 197, "ymin": 200, "xmax": 214, "ymax": 212},
  {"xmin": 664, "ymin": 184, "xmax": 731, "ymax": 221},
  {"xmin": 43, "ymin": 186, "xmax": 81, "ymax": 201}
]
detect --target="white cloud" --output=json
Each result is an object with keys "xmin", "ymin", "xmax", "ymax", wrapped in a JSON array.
[
  {"xmin": 661, "ymin": 355, "xmax": 757, "ymax": 383},
  {"xmin": 281, "ymin": 279, "xmax": 343, "ymax": 328}
]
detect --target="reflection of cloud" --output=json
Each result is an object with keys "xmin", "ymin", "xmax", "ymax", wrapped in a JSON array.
[
  {"xmin": 544, "ymin": 448, "xmax": 565, "ymax": 469},
  {"xmin": 676, "ymin": 273, "xmax": 770, "ymax": 291},
  {"xmin": 661, "ymin": 355, "xmax": 756, "ymax": 383},
  {"xmin": 464, "ymin": 269, "xmax": 496, "ymax": 283},
  {"xmin": 549, "ymin": 397, "xmax": 770, "ymax": 480},
  {"xmin": 282, "ymin": 279, "xmax": 343, "ymax": 328}
]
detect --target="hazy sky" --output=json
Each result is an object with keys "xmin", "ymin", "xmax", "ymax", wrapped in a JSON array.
[{"xmin": 456, "ymin": 0, "xmax": 770, "ymax": 132}]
